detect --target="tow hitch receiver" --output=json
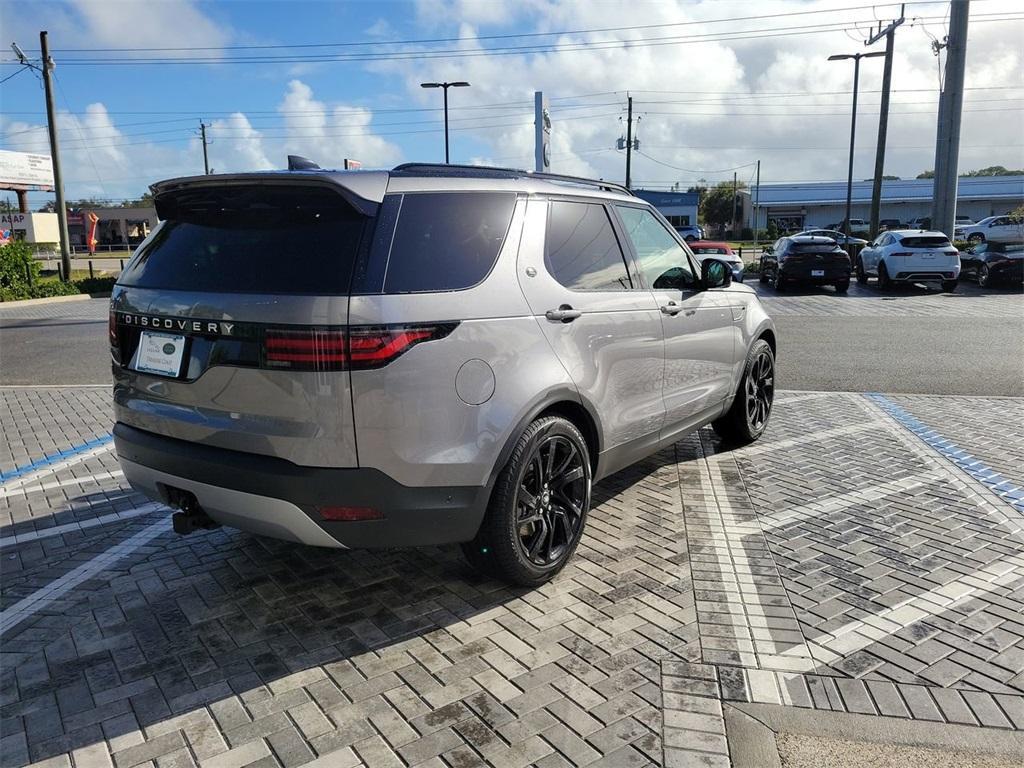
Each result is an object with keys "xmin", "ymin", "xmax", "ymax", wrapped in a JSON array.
[{"xmin": 164, "ymin": 486, "xmax": 221, "ymax": 535}]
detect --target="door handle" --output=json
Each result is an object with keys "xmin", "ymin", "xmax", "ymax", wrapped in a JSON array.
[
  {"xmin": 545, "ymin": 305, "xmax": 582, "ymax": 323},
  {"xmin": 660, "ymin": 302, "xmax": 684, "ymax": 316}
]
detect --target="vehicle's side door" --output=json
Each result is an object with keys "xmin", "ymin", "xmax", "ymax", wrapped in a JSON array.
[
  {"xmin": 612, "ymin": 203, "xmax": 736, "ymax": 441},
  {"xmin": 961, "ymin": 243, "xmax": 985, "ymax": 275},
  {"xmin": 988, "ymin": 216, "xmax": 1023, "ymax": 243},
  {"xmin": 862, "ymin": 233, "xmax": 889, "ymax": 272},
  {"xmin": 516, "ymin": 197, "xmax": 666, "ymax": 458}
]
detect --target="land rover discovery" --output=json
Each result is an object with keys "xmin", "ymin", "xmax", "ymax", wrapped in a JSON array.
[{"xmin": 111, "ymin": 162, "xmax": 777, "ymax": 585}]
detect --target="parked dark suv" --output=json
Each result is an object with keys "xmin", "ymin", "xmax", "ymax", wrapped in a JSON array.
[
  {"xmin": 759, "ymin": 235, "xmax": 852, "ymax": 293},
  {"xmin": 111, "ymin": 162, "xmax": 777, "ymax": 585}
]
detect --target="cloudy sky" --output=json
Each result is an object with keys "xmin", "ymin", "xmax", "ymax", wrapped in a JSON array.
[{"xmin": 1, "ymin": 0, "xmax": 1022, "ymax": 206}]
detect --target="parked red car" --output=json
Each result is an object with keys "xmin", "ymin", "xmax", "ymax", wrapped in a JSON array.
[{"xmin": 687, "ymin": 241, "xmax": 745, "ymax": 282}]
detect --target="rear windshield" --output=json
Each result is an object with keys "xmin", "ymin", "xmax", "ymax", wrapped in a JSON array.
[
  {"xmin": 692, "ymin": 247, "xmax": 729, "ymax": 255},
  {"xmin": 119, "ymin": 185, "xmax": 366, "ymax": 294},
  {"xmin": 901, "ymin": 236, "xmax": 951, "ymax": 248},
  {"xmin": 792, "ymin": 243, "xmax": 839, "ymax": 254}
]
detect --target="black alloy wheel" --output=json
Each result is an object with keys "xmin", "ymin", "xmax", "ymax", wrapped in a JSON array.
[
  {"xmin": 772, "ymin": 267, "xmax": 785, "ymax": 291},
  {"xmin": 712, "ymin": 338, "xmax": 775, "ymax": 445},
  {"xmin": 514, "ymin": 435, "xmax": 587, "ymax": 568},
  {"xmin": 463, "ymin": 416, "xmax": 592, "ymax": 586},
  {"xmin": 855, "ymin": 257, "xmax": 868, "ymax": 285},
  {"xmin": 744, "ymin": 347, "xmax": 775, "ymax": 433},
  {"xmin": 877, "ymin": 261, "xmax": 892, "ymax": 290},
  {"xmin": 978, "ymin": 264, "xmax": 991, "ymax": 288}
]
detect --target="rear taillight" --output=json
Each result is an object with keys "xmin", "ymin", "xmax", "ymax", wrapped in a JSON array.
[
  {"xmin": 108, "ymin": 309, "xmax": 117, "ymax": 345},
  {"xmin": 263, "ymin": 323, "xmax": 456, "ymax": 371},
  {"xmin": 265, "ymin": 329, "xmax": 347, "ymax": 370},
  {"xmin": 891, "ymin": 252, "xmax": 913, "ymax": 258}
]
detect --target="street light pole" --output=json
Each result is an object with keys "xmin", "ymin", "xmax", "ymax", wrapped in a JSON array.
[
  {"xmin": 420, "ymin": 81, "xmax": 470, "ymax": 164},
  {"xmin": 828, "ymin": 51, "xmax": 884, "ymax": 238}
]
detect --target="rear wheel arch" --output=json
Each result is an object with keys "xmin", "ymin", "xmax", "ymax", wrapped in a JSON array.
[{"xmin": 487, "ymin": 391, "xmax": 602, "ymax": 490}]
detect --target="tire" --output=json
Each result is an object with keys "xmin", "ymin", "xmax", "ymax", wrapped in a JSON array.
[
  {"xmin": 712, "ymin": 339, "xmax": 775, "ymax": 446},
  {"xmin": 834, "ymin": 280, "xmax": 849, "ymax": 294},
  {"xmin": 968, "ymin": 233, "xmax": 985, "ymax": 245},
  {"xmin": 941, "ymin": 280, "xmax": 958, "ymax": 293},
  {"xmin": 462, "ymin": 416, "xmax": 591, "ymax": 586},
  {"xmin": 978, "ymin": 264, "xmax": 991, "ymax": 288},
  {"xmin": 877, "ymin": 261, "xmax": 892, "ymax": 290},
  {"xmin": 855, "ymin": 257, "xmax": 868, "ymax": 285},
  {"xmin": 772, "ymin": 267, "xmax": 785, "ymax": 292}
]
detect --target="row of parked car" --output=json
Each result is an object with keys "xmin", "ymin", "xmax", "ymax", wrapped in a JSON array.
[{"xmin": 755, "ymin": 228, "xmax": 1023, "ymax": 293}]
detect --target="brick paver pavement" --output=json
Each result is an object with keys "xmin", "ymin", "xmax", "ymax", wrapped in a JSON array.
[{"xmin": 1, "ymin": 386, "xmax": 1022, "ymax": 767}]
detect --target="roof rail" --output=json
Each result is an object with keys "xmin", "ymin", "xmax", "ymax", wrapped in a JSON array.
[{"xmin": 391, "ymin": 163, "xmax": 633, "ymax": 197}]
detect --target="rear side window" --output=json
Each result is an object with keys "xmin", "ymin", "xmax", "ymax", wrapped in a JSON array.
[
  {"xmin": 545, "ymin": 201, "xmax": 632, "ymax": 291},
  {"xmin": 119, "ymin": 186, "xmax": 366, "ymax": 294},
  {"xmin": 900, "ymin": 236, "xmax": 951, "ymax": 248},
  {"xmin": 382, "ymin": 192, "xmax": 516, "ymax": 293}
]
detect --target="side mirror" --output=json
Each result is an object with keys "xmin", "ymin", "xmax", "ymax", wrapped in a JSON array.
[
  {"xmin": 763, "ymin": 245, "xmax": 773, "ymax": 254},
  {"xmin": 701, "ymin": 258, "xmax": 731, "ymax": 290}
]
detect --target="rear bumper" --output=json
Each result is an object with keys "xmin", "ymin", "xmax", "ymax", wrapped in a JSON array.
[
  {"xmin": 892, "ymin": 268, "xmax": 959, "ymax": 282},
  {"xmin": 114, "ymin": 423, "xmax": 489, "ymax": 548},
  {"xmin": 780, "ymin": 267, "xmax": 850, "ymax": 284}
]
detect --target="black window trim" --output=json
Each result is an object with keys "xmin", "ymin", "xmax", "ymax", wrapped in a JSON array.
[
  {"xmin": 609, "ymin": 201, "xmax": 701, "ymax": 291},
  {"xmin": 542, "ymin": 195, "xmax": 636, "ymax": 293}
]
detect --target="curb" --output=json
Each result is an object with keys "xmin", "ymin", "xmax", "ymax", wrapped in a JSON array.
[{"xmin": 0, "ymin": 293, "xmax": 110, "ymax": 308}]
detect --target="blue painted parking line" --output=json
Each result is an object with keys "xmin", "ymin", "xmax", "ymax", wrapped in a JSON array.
[
  {"xmin": 0, "ymin": 433, "xmax": 113, "ymax": 483},
  {"xmin": 867, "ymin": 394, "xmax": 1024, "ymax": 513}
]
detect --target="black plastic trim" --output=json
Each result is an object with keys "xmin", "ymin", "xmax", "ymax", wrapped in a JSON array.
[{"xmin": 114, "ymin": 423, "xmax": 488, "ymax": 548}]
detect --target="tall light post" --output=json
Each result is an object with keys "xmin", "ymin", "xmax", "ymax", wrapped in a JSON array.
[
  {"xmin": 420, "ymin": 81, "xmax": 470, "ymax": 164},
  {"xmin": 828, "ymin": 51, "xmax": 884, "ymax": 237}
]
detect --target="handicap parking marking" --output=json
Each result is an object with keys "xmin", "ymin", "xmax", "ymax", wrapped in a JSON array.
[
  {"xmin": 0, "ymin": 433, "xmax": 113, "ymax": 486},
  {"xmin": 867, "ymin": 393, "xmax": 1024, "ymax": 513}
]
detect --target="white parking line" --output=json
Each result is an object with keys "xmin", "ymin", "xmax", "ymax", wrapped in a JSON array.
[
  {"xmin": 0, "ymin": 501, "xmax": 164, "ymax": 548},
  {"xmin": 737, "ymin": 419, "xmax": 885, "ymax": 457},
  {"xmin": 807, "ymin": 563, "xmax": 1024, "ymax": 665},
  {"xmin": 756, "ymin": 473, "xmax": 941, "ymax": 532},
  {"xmin": 0, "ymin": 518, "xmax": 171, "ymax": 636},
  {"xmin": 0, "ymin": 469, "xmax": 125, "ymax": 499},
  {"xmin": 0, "ymin": 443, "xmax": 114, "ymax": 492}
]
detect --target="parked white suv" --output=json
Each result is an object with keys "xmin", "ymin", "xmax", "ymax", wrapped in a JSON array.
[
  {"xmin": 955, "ymin": 215, "xmax": 1024, "ymax": 244},
  {"xmin": 856, "ymin": 230, "xmax": 960, "ymax": 292}
]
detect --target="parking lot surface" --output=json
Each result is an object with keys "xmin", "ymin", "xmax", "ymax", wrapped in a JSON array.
[{"xmin": 2, "ymin": 386, "xmax": 1022, "ymax": 767}]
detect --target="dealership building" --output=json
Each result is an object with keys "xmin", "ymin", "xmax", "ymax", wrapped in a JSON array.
[
  {"xmin": 745, "ymin": 175, "xmax": 1024, "ymax": 232},
  {"xmin": 633, "ymin": 190, "xmax": 700, "ymax": 229}
]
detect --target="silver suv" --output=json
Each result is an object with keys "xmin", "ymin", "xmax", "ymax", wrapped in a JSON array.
[{"xmin": 111, "ymin": 162, "xmax": 777, "ymax": 585}]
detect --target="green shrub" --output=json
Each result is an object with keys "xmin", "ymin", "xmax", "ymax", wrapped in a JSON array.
[
  {"xmin": 0, "ymin": 240, "xmax": 118, "ymax": 301},
  {"xmin": 76, "ymin": 276, "xmax": 117, "ymax": 294},
  {"xmin": 0, "ymin": 240, "xmax": 41, "ymax": 300},
  {"xmin": 744, "ymin": 261, "xmax": 761, "ymax": 275}
]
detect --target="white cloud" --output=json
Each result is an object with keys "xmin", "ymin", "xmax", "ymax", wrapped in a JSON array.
[
  {"xmin": 394, "ymin": 0, "xmax": 1024, "ymax": 187},
  {"xmin": 68, "ymin": 0, "xmax": 232, "ymax": 57}
]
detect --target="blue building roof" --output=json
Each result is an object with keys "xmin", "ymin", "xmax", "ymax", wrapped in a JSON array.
[
  {"xmin": 633, "ymin": 190, "xmax": 700, "ymax": 206},
  {"xmin": 752, "ymin": 175, "xmax": 1024, "ymax": 206}
]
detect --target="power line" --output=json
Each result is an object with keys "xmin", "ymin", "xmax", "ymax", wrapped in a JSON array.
[
  {"xmin": 3, "ymin": 12, "xmax": 1019, "ymax": 66},
  {"xmin": 13, "ymin": 2, "xmax": 965, "ymax": 53}
]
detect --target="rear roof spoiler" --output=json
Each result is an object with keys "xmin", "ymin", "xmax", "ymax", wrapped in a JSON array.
[{"xmin": 149, "ymin": 171, "xmax": 387, "ymax": 217}]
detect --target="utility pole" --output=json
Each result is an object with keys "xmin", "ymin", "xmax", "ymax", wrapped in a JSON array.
[
  {"xmin": 199, "ymin": 121, "xmax": 211, "ymax": 174},
  {"xmin": 754, "ymin": 160, "xmax": 761, "ymax": 250},
  {"xmin": 39, "ymin": 32, "xmax": 72, "ymax": 282},
  {"xmin": 732, "ymin": 171, "xmax": 738, "ymax": 236},
  {"xmin": 625, "ymin": 96, "xmax": 634, "ymax": 189},
  {"xmin": 867, "ymin": 6, "xmax": 905, "ymax": 238},
  {"xmin": 931, "ymin": 1, "xmax": 970, "ymax": 238}
]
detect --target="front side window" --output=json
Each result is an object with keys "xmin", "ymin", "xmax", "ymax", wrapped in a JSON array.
[
  {"xmin": 616, "ymin": 205, "xmax": 695, "ymax": 290},
  {"xmin": 545, "ymin": 201, "xmax": 632, "ymax": 291}
]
